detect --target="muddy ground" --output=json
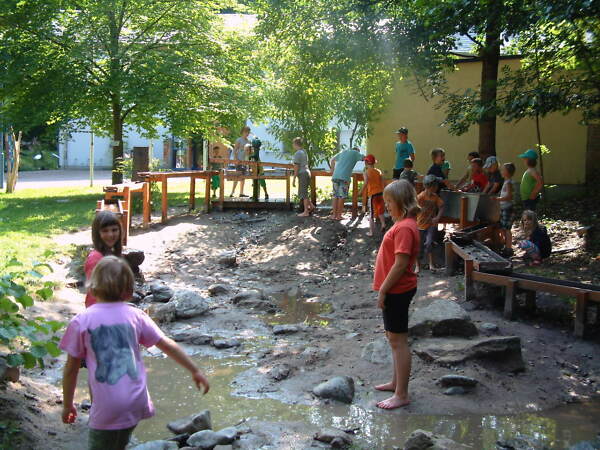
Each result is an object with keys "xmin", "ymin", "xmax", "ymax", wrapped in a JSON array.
[{"xmin": 2, "ymin": 208, "xmax": 600, "ymax": 449}]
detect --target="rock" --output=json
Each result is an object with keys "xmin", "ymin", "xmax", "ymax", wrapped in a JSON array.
[
  {"xmin": 314, "ymin": 428, "xmax": 353, "ymax": 447},
  {"xmin": 172, "ymin": 290, "xmax": 210, "ymax": 319},
  {"xmin": 438, "ymin": 375, "xmax": 478, "ymax": 388},
  {"xmin": 167, "ymin": 410, "xmax": 212, "ymax": 435},
  {"xmin": 147, "ymin": 302, "xmax": 177, "ymax": 323},
  {"xmin": 218, "ymin": 251, "xmax": 237, "ymax": 267},
  {"xmin": 214, "ymin": 446, "xmax": 233, "ymax": 450},
  {"xmin": 130, "ymin": 441, "xmax": 178, "ymax": 450},
  {"xmin": 80, "ymin": 399, "xmax": 92, "ymax": 410},
  {"xmin": 414, "ymin": 336, "xmax": 525, "ymax": 372},
  {"xmin": 443, "ymin": 386, "xmax": 467, "ymax": 395},
  {"xmin": 361, "ymin": 338, "xmax": 392, "ymax": 364},
  {"xmin": 272, "ymin": 324, "xmax": 300, "ymax": 335},
  {"xmin": 144, "ymin": 294, "xmax": 155, "ymax": 303},
  {"xmin": 123, "ymin": 248, "xmax": 145, "ymax": 271},
  {"xmin": 268, "ymin": 364, "xmax": 291, "ymax": 381},
  {"xmin": 131, "ymin": 292, "xmax": 144, "ymax": 303},
  {"xmin": 480, "ymin": 322, "xmax": 499, "ymax": 333},
  {"xmin": 166, "ymin": 434, "xmax": 190, "ymax": 447},
  {"xmin": 208, "ymin": 284, "xmax": 230, "ymax": 296},
  {"xmin": 231, "ymin": 290, "xmax": 276, "ymax": 311},
  {"xmin": 496, "ymin": 437, "xmax": 549, "ymax": 449},
  {"xmin": 404, "ymin": 429, "xmax": 469, "ymax": 450},
  {"xmin": 171, "ymin": 329, "xmax": 213, "ymax": 345},
  {"xmin": 213, "ymin": 339, "xmax": 241, "ymax": 349},
  {"xmin": 187, "ymin": 427, "xmax": 236, "ymax": 449},
  {"xmin": 408, "ymin": 300, "xmax": 478, "ymax": 338},
  {"xmin": 150, "ymin": 282, "xmax": 174, "ymax": 302},
  {"xmin": 313, "ymin": 376, "xmax": 355, "ymax": 404},
  {"xmin": 569, "ymin": 436, "xmax": 600, "ymax": 450}
]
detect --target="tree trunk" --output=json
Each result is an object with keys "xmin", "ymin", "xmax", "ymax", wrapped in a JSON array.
[
  {"xmin": 112, "ymin": 102, "xmax": 124, "ymax": 184},
  {"xmin": 6, "ymin": 129, "xmax": 22, "ymax": 193},
  {"xmin": 478, "ymin": 0, "xmax": 502, "ymax": 160}
]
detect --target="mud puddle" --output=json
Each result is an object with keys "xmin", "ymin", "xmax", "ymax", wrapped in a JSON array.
[{"xmin": 268, "ymin": 292, "xmax": 332, "ymax": 326}]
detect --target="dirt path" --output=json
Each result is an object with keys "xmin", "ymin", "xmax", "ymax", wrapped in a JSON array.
[{"xmin": 2, "ymin": 209, "xmax": 600, "ymax": 448}]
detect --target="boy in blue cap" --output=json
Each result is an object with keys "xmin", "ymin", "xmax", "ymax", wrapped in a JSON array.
[
  {"xmin": 393, "ymin": 127, "xmax": 415, "ymax": 179},
  {"xmin": 518, "ymin": 149, "xmax": 543, "ymax": 211}
]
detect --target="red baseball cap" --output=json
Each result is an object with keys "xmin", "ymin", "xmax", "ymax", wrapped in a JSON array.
[{"xmin": 364, "ymin": 154, "xmax": 376, "ymax": 165}]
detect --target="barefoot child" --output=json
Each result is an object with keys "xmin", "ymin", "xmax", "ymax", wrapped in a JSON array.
[
  {"xmin": 517, "ymin": 210, "xmax": 552, "ymax": 265},
  {"xmin": 329, "ymin": 146, "xmax": 364, "ymax": 220},
  {"xmin": 292, "ymin": 137, "xmax": 315, "ymax": 217},
  {"xmin": 416, "ymin": 175, "xmax": 444, "ymax": 271},
  {"xmin": 362, "ymin": 154, "xmax": 386, "ymax": 236},
  {"xmin": 373, "ymin": 180, "xmax": 420, "ymax": 409},
  {"xmin": 494, "ymin": 163, "xmax": 516, "ymax": 255},
  {"xmin": 60, "ymin": 256, "xmax": 210, "ymax": 450},
  {"xmin": 85, "ymin": 211, "xmax": 123, "ymax": 308},
  {"xmin": 518, "ymin": 149, "xmax": 544, "ymax": 211}
]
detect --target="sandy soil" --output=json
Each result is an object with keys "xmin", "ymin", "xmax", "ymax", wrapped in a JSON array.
[{"xmin": 2, "ymin": 208, "xmax": 599, "ymax": 449}]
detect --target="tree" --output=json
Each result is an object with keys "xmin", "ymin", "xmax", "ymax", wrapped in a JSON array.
[{"xmin": 1, "ymin": 1, "xmax": 255, "ymax": 184}]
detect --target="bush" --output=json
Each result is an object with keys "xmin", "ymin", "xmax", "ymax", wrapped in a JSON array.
[{"xmin": 0, "ymin": 259, "xmax": 63, "ymax": 369}]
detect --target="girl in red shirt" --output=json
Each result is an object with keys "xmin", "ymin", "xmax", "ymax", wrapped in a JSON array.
[
  {"xmin": 372, "ymin": 180, "xmax": 421, "ymax": 409},
  {"xmin": 84, "ymin": 211, "xmax": 123, "ymax": 308}
]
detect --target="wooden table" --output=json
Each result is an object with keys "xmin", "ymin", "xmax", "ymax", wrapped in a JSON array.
[
  {"xmin": 138, "ymin": 170, "xmax": 218, "ymax": 224},
  {"xmin": 310, "ymin": 170, "xmax": 367, "ymax": 218},
  {"xmin": 103, "ymin": 182, "xmax": 150, "ymax": 239}
]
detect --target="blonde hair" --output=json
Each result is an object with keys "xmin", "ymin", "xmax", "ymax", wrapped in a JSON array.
[
  {"xmin": 383, "ymin": 180, "xmax": 420, "ymax": 218},
  {"xmin": 87, "ymin": 255, "xmax": 134, "ymax": 302},
  {"xmin": 292, "ymin": 137, "xmax": 303, "ymax": 146},
  {"xmin": 241, "ymin": 126, "xmax": 251, "ymax": 134},
  {"xmin": 521, "ymin": 209, "xmax": 538, "ymax": 234}
]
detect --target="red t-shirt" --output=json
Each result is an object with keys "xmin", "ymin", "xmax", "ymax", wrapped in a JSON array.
[
  {"xmin": 84, "ymin": 250, "xmax": 104, "ymax": 308},
  {"xmin": 373, "ymin": 217, "xmax": 420, "ymax": 294},
  {"xmin": 472, "ymin": 172, "xmax": 488, "ymax": 190}
]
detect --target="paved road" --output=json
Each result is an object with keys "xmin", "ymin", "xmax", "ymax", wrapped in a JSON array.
[{"xmin": 7, "ymin": 169, "xmax": 113, "ymax": 191}]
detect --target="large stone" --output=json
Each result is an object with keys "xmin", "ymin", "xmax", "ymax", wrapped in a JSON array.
[
  {"xmin": 314, "ymin": 428, "xmax": 353, "ymax": 447},
  {"xmin": 208, "ymin": 284, "xmax": 230, "ymax": 296},
  {"xmin": 414, "ymin": 336, "xmax": 525, "ymax": 372},
  {"xmin": 496, "ymin": 437, "xmax": 550, "ymax": 449},
  {"xmin": 150, "ymin": 283, "xmax": 174, "ymax": 302},
  {"xmin": 171, "ymin": 329, "xmax": 213, "ymax": 345},
  {"xmin": 231, "ymin": 290, "xmax": 276, "ymax": 311},
  {"xmin": 123, "ymin": 248, "xmax": 145, "ymax": 272},
  {"xmin": 361, "ymin": 338, "xmax": 392, "ymax": 365},
  {"xmin": 313, "ymin": 376, "xmax": 355, "ymax": 404},
  {"xmin": 218, "ymin": 251, "xmax": 237, "ymax": 267},
  {"xmin": 409, "ymin": 300, "xmax": 478, "ymax": 338},
  {"xmin": 404, "ymin": 429, "xmax": 469, "ymax": 450},
  {"xmin": 130, "ymin": 441, "xmax": 178, "ymax": 450},
  {"xmin": 273, "ymin": 324, "xmax": 301, "ymax": 335},
  {"xmin": 147, "ymin": 302, "xmax": 177, "ymax": 323},
  {"xmin": 268, "ymin": 364, "xmax": 292, "ymax": 381},
  {"xmin": 443, "ymin": 386, "xmax": 467, "ymax": 395},
  {"xmin": 167, "ymin": 410, "xmax": 212, "ymax": 435},
  {"xmin": 213, "ymin": 339, "xmax": 241, "ymax": 349},
  {"xmin": 187, "ymin": 427, "xmax": 236, "ymax": 449},
  {"xmin": 569, "ymin": 436, "xmax": 600, "ymax": 450},
  {"xmin": 438, "ymin": 375, "xmax": 478, "ymax": 388},
  {"xmin": 172, "ymin": 290, "xmax": 210, "ymax": 319}
]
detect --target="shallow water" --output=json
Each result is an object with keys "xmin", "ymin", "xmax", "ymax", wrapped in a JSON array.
[{"xmin": 268, "ymin": 292, "xmax": 332, "ymax": 326}]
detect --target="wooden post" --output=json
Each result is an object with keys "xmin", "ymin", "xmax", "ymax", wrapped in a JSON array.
[
  {"xmin": 123, "ymin": 186, "xmax": 132, "ymax": 230},
  {"xmin": 120, "ymin": 199, "xmax": 129, "ymax": 247},
  {"xmin": 574, "ymin": 291, "xmax": 589, "ymax": 338},
  {"xmin": 464, "ymin": 259, "xmax": 474, "ymax": 301},
  {"xmin": 218, "ymin": 169, "xmax": 225, "ymax": 212},
  {"xmin": 285, "ymin": 170, "xmax": 291, "ymax": 206},
  {"xmin": 525, "ymin": 290, "xmax": 537, "ymax": 313},
  {"xmin": 161, "ymin": 175, "xmax": 168, "ymax": 223},
  {"xmin": 445, "ymin": 241, "xmax": 455, "ymax": 276},
  {"xmin": 142, "ymin": 181, "xmax": 151, "ymax": 228},
  {"xmin": 459, "ymin": 196, "xmax": 469, "ymax": 229},
  {"xmin": 351, "ymin": 175, "xmax": 359, "ymax": 219},
  {"xmin": 310, "ymin": 173, "xmax": 317, "ymax": 206},
  {"xmin": 189, "ymin": 175, "xmax": 196, "ymax": 210},
  {"xmin": 504, "ymin": 279, "xmax": 517, "ymax": 320},
  {"xmin": 204, "ymin": 174, "xmax": 211, "ymax": 213}
]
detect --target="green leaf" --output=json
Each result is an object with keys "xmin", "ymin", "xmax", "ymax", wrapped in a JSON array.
[
  {"xmin": 36, "ymin": 287, "xmax": 53, "ymax": 301},
  {"xmin": 29, "ymin": 344, "xmax": 47, "ymax": 359},
  {"xmin": 22, "ymin": 352, "xmax": 37, "ymax": 369},
  {"xmin": 6, "ymin": 353, "xmax": 24, "ymax": 367},
  {"xmin": 45, "ymin": 341, "xmax": 62, "ymax": 357},
  {"xmin": 16, "ymin": 295, "xmax": 34, "ymax": 308}
]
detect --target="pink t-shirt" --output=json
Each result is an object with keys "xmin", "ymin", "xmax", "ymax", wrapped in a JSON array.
[
  {"xmin": 84, "ymin": 250, "xmax": 104, "ymax": 308},
  {"xmin": 59, "ymin": 302, "xmax": 165, "ymax": 430}
]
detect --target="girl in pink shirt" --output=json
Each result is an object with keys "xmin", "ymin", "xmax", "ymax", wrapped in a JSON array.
[
  {"xmin": 61, "ymin": 256, "xmax": 210, "ymax": 449},
  {"xmin": 372, "ymin": 180, "xmax": 420, "ymax": 410},
  {"xmin": 85, "ymin": 211, "xmax": 123, "ymax": 308}
]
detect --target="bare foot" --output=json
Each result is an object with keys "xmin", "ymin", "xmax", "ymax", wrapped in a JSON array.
[
  {"xmin": 374, "ymin": 382, "xmax": 395, "ymax": 392},
  {"xmin": 376, "ymin": 395, "xmax": 410, "ymax": 410},
  {"xmin": 297, "ymin": 212, "xmax": 310, "ymax": 217}
]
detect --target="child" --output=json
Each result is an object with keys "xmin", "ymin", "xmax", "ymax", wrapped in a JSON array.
[
  {"xmin": 416, "ymin": 175, "xmax": 444, "ymax": 271},
  {"xmin": 373, "ymin": 180, "xmax": 420, "ymax": 410},
  {"xmin": 292, "ymin": 137, "xmax": 315, "ymax": 217},
  {"xmin": 518, "ymin": 149, "xmax": 544, "ymax": 211},
  {"xmin": 517, "ymin": 210, "xmax": 552, "ymax": 265},
  {"xmin": 362, "ymin": 154, "xmax": 386, "ymax": 236},
  {"xmin": 85, "ymin": 211, "xmax": 123, "ymax": 308},
  {"xmin": 462, "ymin": 158, "xmax": 488, "ymax": 192},
  {"xmin": 393, "ymin": 127, "xmax": 415, "ymax": 179},
  {"xmin": 494, "ymin": 163, "xmax": 516, "ymax": 255},
  {"xmin": 399, "ymin": 158, "xmax": 418, "ymax": 186},
  {"xmin": 482, "ymin": 156, "xmax": 503, "ymax": 194},
  {"xmin": 427, "ymin": 148, "xmax": 450, "ymax": 191},
  {"xmin": 329, "ymin": 146, "xmax": 364, "ymax": 220},
  {"xmin": 60, "ymin": 256, "xmax": 210, "ymax": 450},
  {"xmin": 456, "ymin": 151, "xmax": 480, "ymax": 190},
  {"xmin": 230, "ymin": 126, "xmax": 251, "ymax": 198}
]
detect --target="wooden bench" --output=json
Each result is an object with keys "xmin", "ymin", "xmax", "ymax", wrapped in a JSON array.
[{"xmin": 101, "ymin": 182, "xmax": 151, "ymax": 243}]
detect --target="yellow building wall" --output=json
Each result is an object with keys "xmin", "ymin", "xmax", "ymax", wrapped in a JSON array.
[{"xmin": 367, "ymin": 59, "xmax": 587, "ymax": 185}]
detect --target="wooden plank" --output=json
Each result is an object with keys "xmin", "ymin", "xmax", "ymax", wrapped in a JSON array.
[
  {"xmin": 445, "ymin": 241, "xmax": 455, "ymax": 276},
  {"xmin": 464, "ymin": 259, "xmax": 474, "ymax": 301},
  {"xmin": 189, "ymin": 175, "xmax": 196, "ymax": 210},
  {"xmin": 218, "ymin": 169, "xmax": 225, "ymax": 212},
  {"xmin": 504, "ymin": 279, "xmax": 518, "ymax": 320},
  {"xmin": 285, "ymin": 171, "xmax": 290, "ymax": 205},
  {"xmin": 161, "ymin": 176, "xmax": 168, "ymax": 223},
  {"xmin": 472, "ymin": 270, "xmax": 513, "ymax": 287},
  {"xmin": 310, "ymin": 173, "xmax": 317, "ymax": 206},
  {"xmin": 574, "ymin": 291, "xmax": 589, "ymax": 338},
  {"xmin": 209, "ymin": 158, "xmax": 294, "ymax": 169},
  {"xmin": 351, "ymin": 175, "xmax": 359, "ymax": 219},
  {"xmin": 204, "ymin": 173, "xmax": 211, "ymax": 213},
  {"xmin": 525, "ymin": 290, "xmax": 537, "ymax": 313},
  {"xmin": 142, "ymin": 181, "xmax": 151, "ymax": 228}
]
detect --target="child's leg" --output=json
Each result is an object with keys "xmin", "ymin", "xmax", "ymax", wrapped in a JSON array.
[
  {"xmin": 518, "ymin": 240, "xmax": 540, "ymax": 260},
  {"xmin": 230, "ymin": 180, "xmax": 238, "ymax": 196},
  {"xmin": 89, "ymin": 425, "xmax": 136, "ymax": 450},
  {"xmin": 377, "ymin": 331, "xmax": 411, "ymax": 409},
  {"xmin": 378, "ymin": 214, "xmax": 386, "ymax": 232},
  {"xmin": 425, "ymin": 227, "xmax": 436, "ymax": 268},
  {"xmin": 239, "ymin": 179, "xmax": 245, "ymax": 195}
]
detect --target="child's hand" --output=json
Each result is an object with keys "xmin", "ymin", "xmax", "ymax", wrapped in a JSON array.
[
  {"xmin": 377, "ymin": 291, "xmax": 386, "ymax": 310},
  {"xmin": 192, "ymin": 370, "xmax": 210, "ymax": 394},
  {"xmin": 62, "ymin": 405, "xmax": 77, "ymax": 424}
]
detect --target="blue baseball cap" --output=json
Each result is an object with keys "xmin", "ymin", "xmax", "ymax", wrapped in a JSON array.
[{"xmin": 518, "ymin": 149, "xmax": 538, "ymax": 160}]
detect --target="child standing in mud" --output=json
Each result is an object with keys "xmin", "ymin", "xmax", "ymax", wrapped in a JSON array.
[
  {"xmin": 60, "ymin": 256, "xmax": 210, "ymax": 450},
  {"xmin": 373, "ymin": 180, "xmax": 420, "ymax": 409}
]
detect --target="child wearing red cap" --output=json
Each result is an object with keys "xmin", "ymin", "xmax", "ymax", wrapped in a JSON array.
[{"xmin": 362, "ymin": 154, "xmax": 386, "ymax": 236}]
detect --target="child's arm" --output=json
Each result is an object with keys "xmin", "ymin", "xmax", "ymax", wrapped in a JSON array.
[
  {"xmin": 155, "ymin": 337, "xmax": 210, "ymax": 394},
  {"xmin": 530, "ymin": 170, "xmax": 544, "ymax": 199},
  {"xmin": 433, "ymin": 201, "xmax": 445, "ymax": 225},
  {"xmin": 495, "ymin": 182, "xmax": 513, "ymax": 202},
  {"xmin": 359, "ymin": 169, "xmax": 369, "ymax": 196},
  {"xmin": 377, "ymin": 253, "xmax": 410, "ymax": 309},
  {"xmin": 62, "ymin": 355, "xmax": 81, "ymax": 424}
]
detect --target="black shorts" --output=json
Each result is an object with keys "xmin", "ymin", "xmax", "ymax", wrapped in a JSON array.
[
  {"xmin": 382, "ymin": 288, "xmax": 417, "ymax": 333},
  {"xmin": 392, "ymin": 168, "xmax": 404, "ymax": 180}
]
